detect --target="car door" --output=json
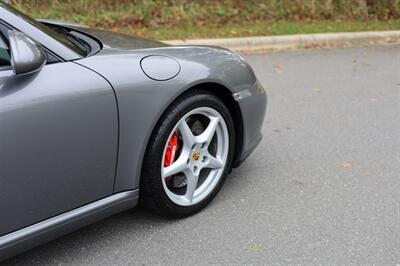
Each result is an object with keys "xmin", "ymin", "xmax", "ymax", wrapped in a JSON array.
[{"xmin": 0, "ymin": 33, "xmax": 119, "ymax": 236}]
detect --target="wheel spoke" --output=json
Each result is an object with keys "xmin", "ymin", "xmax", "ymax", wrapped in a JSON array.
[
  {"xmin": 162, "ymin": 157, "xmax": 187, "ymax": 178},
  {"xmin": 160, "ymin": 107, "xmax": 229, "ymax": 207},
  {"xmin": 196, "ymin": 116, "xmax": 219, "ymax": 144},
  {"xmin": 184, "ymin": 170, "xmax": 199, "ymax": 203},
  {"xmin": 206, "ymin": 154, "xmax": 224, "ymax": 169},
  {"xmin": 178, "ymin": 119, "xmax": 195, "ymax": 146}
]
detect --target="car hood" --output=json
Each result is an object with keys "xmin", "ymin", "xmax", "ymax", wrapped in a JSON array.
[{"xmin": 39, "ymin": 19, "xmax": 168, "ymax": 50}]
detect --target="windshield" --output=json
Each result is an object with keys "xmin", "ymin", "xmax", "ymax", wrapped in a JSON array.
[{"xmin": 2, "ymin": 4, "xmax": 87, "ymax": 56}]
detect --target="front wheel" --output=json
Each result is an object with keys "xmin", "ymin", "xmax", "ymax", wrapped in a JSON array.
[{"xmin": 140, "ymin": 90, "xmax": 235, "ymax": 217}]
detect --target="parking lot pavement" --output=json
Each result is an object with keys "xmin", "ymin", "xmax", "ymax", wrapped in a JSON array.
[{"xmin": 5, "ymin": 45, "xmax": 400, "ymax": 265}]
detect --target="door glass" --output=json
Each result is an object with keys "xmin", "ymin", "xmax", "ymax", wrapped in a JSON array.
[
  {"xmin": 2, "ymin": 4, "xmax": 87, "ymax": 57},
  {"xmin": 0, "ymin": 35, "xmax": 10, "ymax": 67}
]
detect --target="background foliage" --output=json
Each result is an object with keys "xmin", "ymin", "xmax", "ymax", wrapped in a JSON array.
[{"xmin": 12, "ymin": 0, "xmax": 400, "ymax": 39}]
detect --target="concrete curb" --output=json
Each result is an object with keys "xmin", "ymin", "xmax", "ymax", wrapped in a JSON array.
[{"xmin": 164, "ymin": 31, "xmax": 400, "ymax": 53}]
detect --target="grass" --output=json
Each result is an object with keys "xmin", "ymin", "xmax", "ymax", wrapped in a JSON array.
[
  {"xmin": 11, "ymin": 0, "xmax": 400, "ymax": 40},
  {"xmin": 118, "ymin": 20, "xmax": 400, "ymax": 40}
]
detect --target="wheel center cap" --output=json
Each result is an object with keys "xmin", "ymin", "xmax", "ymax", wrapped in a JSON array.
[{"xmin": 192, "ymin": 151, "xmax": 200, "ymax": 161}]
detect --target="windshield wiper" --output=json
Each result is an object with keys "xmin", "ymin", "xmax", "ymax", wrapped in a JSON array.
[{"xmin": 53, "ymin": 26, "xmax": 91, "ymax": 55}]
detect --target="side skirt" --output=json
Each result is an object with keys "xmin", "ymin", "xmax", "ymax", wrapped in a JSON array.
[{"xmin": 0, "ymin": 190, "xmax": 139, "ymax": 261}]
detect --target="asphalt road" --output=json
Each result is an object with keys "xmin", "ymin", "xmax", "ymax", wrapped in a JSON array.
[{"xmin": 5, "ymin": 45, "xmax": 400, "ymax": 265}]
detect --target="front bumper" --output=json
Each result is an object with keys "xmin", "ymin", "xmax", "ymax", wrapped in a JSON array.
[{"xmin": 233, "ymin": 80, "xmax": 267, "ymax": 167}]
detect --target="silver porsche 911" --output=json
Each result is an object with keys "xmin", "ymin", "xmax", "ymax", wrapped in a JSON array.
[{"xmin": 0, "ymin": 3, "xmax": 266, "ymax": 259}]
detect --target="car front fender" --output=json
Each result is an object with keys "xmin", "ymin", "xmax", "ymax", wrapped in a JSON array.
[{"xmin": 76, "ymin": 45, "xmax": 265, "ymax": 192}]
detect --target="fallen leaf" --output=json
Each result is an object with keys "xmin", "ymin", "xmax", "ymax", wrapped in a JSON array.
[
  {"xmin": 273, "ymin": 64, "xmax": 283, "ymax": 74},
  {"xmin": 250, "ymin": 243, "xmax": 263, "ymax": 252},
  {"xmin": 337, "ymin": 161, "xmax": 354, "ymax": 169}
]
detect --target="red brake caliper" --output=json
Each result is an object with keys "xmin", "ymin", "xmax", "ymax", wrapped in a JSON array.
[{"xmin": 164, "ymin": 131, "xmax": 179, "ymax": 168}]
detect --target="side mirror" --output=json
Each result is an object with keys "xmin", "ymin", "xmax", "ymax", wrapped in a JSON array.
[{"xmin": 8, "ymin": 30, "xmax": 47, "ymax": 75}]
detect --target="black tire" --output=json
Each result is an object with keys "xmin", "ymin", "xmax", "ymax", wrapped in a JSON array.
[{"xmin": 139, "ymin": 90, "xmax": 235, "ymax": 217}]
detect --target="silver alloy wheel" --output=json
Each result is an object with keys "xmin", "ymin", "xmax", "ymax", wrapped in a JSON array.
[{"xmin": 161, "ymin": 107, "xmax": 229, "ymax": 206}]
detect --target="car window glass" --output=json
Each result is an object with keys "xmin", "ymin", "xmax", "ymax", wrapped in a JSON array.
[
  {"xmin": 2, "ymin": 4, "xmax": 87, "ymax": 57},
  {"xmin": 0, "ymin": 34, "xmax": 11, "ymax": 67}
]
